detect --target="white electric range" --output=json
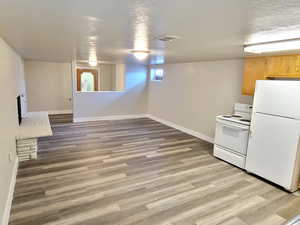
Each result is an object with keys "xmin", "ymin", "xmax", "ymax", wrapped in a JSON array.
[{"xmin": 213, "ymin": 103, "xmax": 252, "ymax": 169}]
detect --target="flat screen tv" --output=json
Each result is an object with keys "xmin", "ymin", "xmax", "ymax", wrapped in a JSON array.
[{"xmin": 17, "ymin": 95, "xmax": 22, "ymax": 125}]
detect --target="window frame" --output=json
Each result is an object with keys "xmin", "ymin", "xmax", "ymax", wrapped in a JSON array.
[{"xmin": 150, "ymin": 68, "xmax": 164, "ymax": 82}]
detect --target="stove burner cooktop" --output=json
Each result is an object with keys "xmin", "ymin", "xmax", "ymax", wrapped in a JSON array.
[
  {"xmin": 219, "ymin": 115, "xmax": 251, "ymax": 125},
  {"xmin": 222, "ymin": 115, "xmax": 242, "ymax": 118},
  {"xmin": 240, "ymin": 119, "xmax": 251, "ymax": 122},
  {"xmin": 232, "ymin": 115, "xmax": 242, "ymax": 118}
]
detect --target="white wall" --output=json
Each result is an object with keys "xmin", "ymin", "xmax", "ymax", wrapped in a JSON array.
[
  {"xmin": 15, "ymin": 60, "xmax": 27, "ymax": 117},
  {"xmin": 100, "ymin": 64, "xmax": 114, "ymax": 91},
  {"xmin": 114, "ymin": 64, "xmax": 125, "ymax": 91},
  {"xmin": 148, "ymin": 59, "xmax": 253, "ymax": 141},
  {"xmin": 73, "ymin": 64, "xmax": 148, "ymax": 120},
  {"xmin": 76, "ymin": 63, "xmax": 124, "ymax": 92},
  {"xmin": 24, "ymin": 61, "xmax": 72, "ymax": 113},
  {"xmin": 73, "ymin": 59, "xmax": 251, "ymax": 138},
  {"xmin": 0, "ymin": 38, "xmax": 26, "ymax": 224}
]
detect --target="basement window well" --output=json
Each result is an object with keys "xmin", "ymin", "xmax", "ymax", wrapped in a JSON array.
[{"xmin": 150, "ymin": 68, "xmax": 164, "ymax": 81}]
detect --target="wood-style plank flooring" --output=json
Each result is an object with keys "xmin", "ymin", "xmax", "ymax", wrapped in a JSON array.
[{"xmin": 9, "ymin": 116, "xmax": 300, "ymax": 225}]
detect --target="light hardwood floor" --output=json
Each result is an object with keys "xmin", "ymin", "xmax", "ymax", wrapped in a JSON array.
[{"xmin": 9, "ymin": 116, "xmax": 300, "ymax": 225}]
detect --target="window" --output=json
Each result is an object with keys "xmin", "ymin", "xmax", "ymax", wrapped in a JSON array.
[
  {"xmin": 150, "ymin": 68, "xmax": 164, "ymax": 81},
  {"xmin": 81, "ymin": 72, "xmax": 95, "ymax": 91}
]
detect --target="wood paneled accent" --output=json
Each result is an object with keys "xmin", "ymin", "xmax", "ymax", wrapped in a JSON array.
[
  {"xmin": 76, "ymin": 69, "xmax": 98, "ymax": 92},
  {"xmin": 9, "ymin": 117, "xmax": 300, "ymax": 225},
  {"xmin": 242, "ymin": 57, "xmax": 267, "ymax": 95}
]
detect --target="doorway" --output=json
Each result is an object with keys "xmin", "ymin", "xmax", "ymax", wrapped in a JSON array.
[{"xmin": 76, "ymin": 69, "xmax": 99, "ymax": 92}]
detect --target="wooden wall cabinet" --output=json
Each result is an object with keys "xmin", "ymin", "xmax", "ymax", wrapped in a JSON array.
[
  {"xmin": 242, "ymin": 57, "xmax": 267, "ymax": 96},
  {"xmin": 267, "ymin": 56, "xmax": 288, "ymax": 77},
  {"xmin": 267, "ymin": 55, "xmax": 300, "ymax": 77},
  {"xmin": 242, "ymin": 54, "xmax": 300, "ymax": 96}
]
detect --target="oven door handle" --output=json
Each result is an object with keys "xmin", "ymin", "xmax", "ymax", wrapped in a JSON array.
[{"xmin": 216, "ymin": 119, "xmax": 249, "ymax": 131}]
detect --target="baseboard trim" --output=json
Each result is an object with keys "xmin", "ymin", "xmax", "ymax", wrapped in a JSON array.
[
  {"xmin": 73, "ymin": 114, "xmax": 148, "ymax": 123},
  {"xmin": 47, "ymin": 110, "xmax": 73, "ymax": 115},
  {"xmin": 1, "ymin": 157, "xmax": 18, "ymax": 225},
  {"xmin": 72, "ymin": 113, "xmax": 214, "ymax": 143},
  {"xmin": 147, "ymin": 115, "xmax": 214, "ymax": 144}
]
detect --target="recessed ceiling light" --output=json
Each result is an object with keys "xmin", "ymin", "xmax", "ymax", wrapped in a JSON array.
[
  {"xmin": 244, "ymin": 39, "xmax": 300, "ymax": 54},
  {"xmin": 131, "ymin": 50, "xmax": 150, "ymax": 60}
]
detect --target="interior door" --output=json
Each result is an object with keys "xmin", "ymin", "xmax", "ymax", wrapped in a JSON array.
[
  {"xmin": 76, "ymin": 69, "xmax": 99, "ymax": 92},
  {"xmin": 246, "ymin": 112, "xmax": 300, "ymax": 191},
  {"xmin": 254, "ymin": 80, "xmax": 300, "ymax": 119}
]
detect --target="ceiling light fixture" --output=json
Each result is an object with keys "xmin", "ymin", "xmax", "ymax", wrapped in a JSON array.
[
  {"xmin": 131, "ymin": 50, "xmax": 150, "ymax": 60},
  {"xmin": 244, "ymin": 39, "xmax": 300, "ymax": 54},
  {"xmin": 88, "ymin": 57, "xmax": 98, "ymax": 67}
]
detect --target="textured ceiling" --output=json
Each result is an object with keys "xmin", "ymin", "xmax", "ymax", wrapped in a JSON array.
[
  {"xmin": 0, "ymin": 0, "xmax": 299, "ymax": 64},
  {"xmin": 247, "ymin": 0, "xmax": 300, "ymax": 44}
]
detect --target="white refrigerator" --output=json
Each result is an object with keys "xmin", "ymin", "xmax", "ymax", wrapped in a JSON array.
[{"xmin": 246, "ymin": 80, "xmax": 300, "ymax": 192}]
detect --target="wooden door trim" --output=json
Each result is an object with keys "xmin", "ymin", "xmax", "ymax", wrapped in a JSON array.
[{"xmin": 76, "ymin": 69, "xmax": 99, "ymax": 91}]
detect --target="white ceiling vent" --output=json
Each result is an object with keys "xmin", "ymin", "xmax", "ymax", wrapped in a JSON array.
[{"xmin": 156, "ymin": 35, "xmax": 180, "ymax": 42}]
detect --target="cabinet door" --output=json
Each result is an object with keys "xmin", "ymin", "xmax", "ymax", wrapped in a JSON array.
[
  {"xmin": 267, "ymin": 55, "xmax": 300, "ymax": 77},
  {"xmin": 294, "ymin": 55, "xmax": 300, "ymax": 76},
  {"xmin": 267, "ymin": 56, "xmax": 288, "ymax": 76},
  {"xmin": 286, "ymin": 55, "xmax": 298, "ymax": 76},
  {"xmin": 242, "ymin": 57, "xmax": 267, "ymax": 96}
]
